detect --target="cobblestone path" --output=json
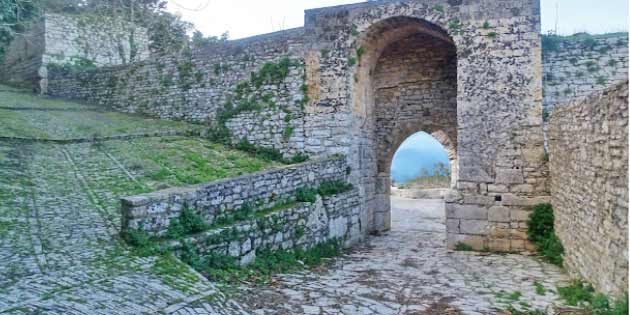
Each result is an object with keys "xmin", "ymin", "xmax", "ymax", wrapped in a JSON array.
[
  {"xmin": 1, "ymin": 88, "xmax": 571, "ymax": 314},
  {"xmin": 176, "ymin": 198, "xmax": 571, "ymax": 315},
  {"xmin": 0, "ymin": 141, "xmax": 241, "ymax": 314}
]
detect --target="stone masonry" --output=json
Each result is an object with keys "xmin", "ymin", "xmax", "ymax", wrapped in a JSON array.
[
  {"xmin": 548, "ymin": 81, "xmax": 629, "ymax": 298},
  {"xmin": 543, "ymin": 33, "xmax": 628, "ymax": 110},
  {"xmin": 122, "ymin": 156, "xmax": 350, "ymax": 236},
  {"xmin": 0, "ymin": 13, "xmax": 149, "ymax": 92},
  {"xmin": 44, "ymin": 0, "xmax": 550, "ymax": 255}
]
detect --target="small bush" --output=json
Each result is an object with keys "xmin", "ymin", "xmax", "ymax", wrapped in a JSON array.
[
  {"xmin": 527, "ymin": 203, "xmax": 564, "ymax": 266},
  {"xmin": 557, "ymin": 281, "xmax": 628, "ymax": 315},
  {"xmin": 454, "ymin": 242, "xmax": 474, "ymax": 251},
  {"xmin": 122, "ymin": 230, "xmax": 161, "ymax": 257},
  {"xmin": 542, "ymin": 33, "xmax": 563, "ymax": 53},
  {"xmin": 317, "ymin": 180, "xmax": 353, "ymax": 196},
  {"xmin": 295, "ymin": 187, "xmax": 317, "ymax": 203},
  {"xmin": 558, "ymin": 281, "xmax": 596, "ymax": 306},
  {"xmin": 167, "ymin": 208, "xmax": 209, "ymax": 238},
  {"xmin": 290, "ymin": 152, "xmax": 309, "ymax": 164},
  {"xmin": 527, "ymin": 203, "xmax": 554, "ymax": 243}
]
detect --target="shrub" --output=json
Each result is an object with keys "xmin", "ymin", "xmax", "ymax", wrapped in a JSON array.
[
  {"xmin": 527, "ymin": 203, "xmax": 554, "ymax": 243},
  {"xmin": 166, "ymin": 208, "xmax": 209, "ymax": 238},
  {"xmin": 295, "ymin": 187, "xmax": 317, "ymax": 203},
  {"xmin": 290, "ymin": 152, "xmax": 309, "ymax": 164},
  {"xmin": 527, "ymin": 203, "xmax": 564, "ymax": 266},
  {"xmin": 557, "ymin": 281, "xmax": 628, "ymax": 315},
  {"xmin": 454, "ymin": 242, "xmax": 474, "ymax": 251},
  {"xmin": 317, "ymin": 180, "xmax": 353, "ymax": 196},
  {"xmin": 122, "ymin": 229, "xmax": 161, "ymax": 256}
]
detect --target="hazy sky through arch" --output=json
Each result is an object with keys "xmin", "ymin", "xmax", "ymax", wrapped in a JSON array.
[{"xmin": 168, "ymin": 0, "xmax": 629, "ymax": 39}]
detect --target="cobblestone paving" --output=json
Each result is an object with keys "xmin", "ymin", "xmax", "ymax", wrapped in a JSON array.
[
  {"xmin": 0, "ymin": 141, "xmax": 233, "ymax": 314},
  {"xmin": 176, "ymin": 198, "xmax": 571, "ymax": 315},
  {"xmin": 1, "ymin": 89, "xmax": 571, "ymax": 314}
]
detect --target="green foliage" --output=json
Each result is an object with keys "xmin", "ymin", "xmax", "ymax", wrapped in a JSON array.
[
  {"xmin": 541, "ymin": 33, "xmax": 563, "ymax": 53},
  {"xmin": 191, "ymin": 30, "xmax": 228, "ymax": 49},
  {"xmin": 482, "ymin": 21, "xmax": 492, "ymax": 29},
  {"xmin": 295, "ymin": 187, "xmax": 317, "ymax": 203},
  {"xmin": 348, "ymin": 56, "xmax": 357, "ymax": 66},
  {"xmin": 533, "ymin": 281, "xmax": 546, "ymax": 295},
  {"xmin": 557, "ymin": 281, "xmax": 628, "ymax": 315},
  {"xmin": 235, "ymin": 139, "xmax": 283, "ymax": 162},
  {"xmin": 581, "ymin": 37, "xmax": 598, "ymax": 50},
  {"xmin": 356, "ymin": 46, "xmax": 365, "ymax": 59},
  {"xmin": 282, "ymin": 126, "xmax": 294, "ymax": 141},
  {"xmin": 47, "ymin": 57, "xmax": 98, "ymax": 75},
  {"xmin": 527, "ymin": 204, "xmax": 554, "ymax": 243},
  {"xmin": 122, "ymin": 229, "xmax": 161, "ymax": 256},
  {"xmin": 454, "ymin": 242, "xmax": 474, "ymax": 251},
  {"xmin": 166, "ymin": 208, "xmax": 209, "ymax": 238},
  {"xmin": 558, "ymin": 281, "xmax": 596, "ymax": 306},
  {"xmin": 317, "ymin": 180, "xmax": 353, "ymax": 197},
  {"xmin": 527, "ymin": 203, "xmax": 564, "ymax": 266},
  {"xmin": 250, "ymin": 57, "xmax": 292, "ymax": 88},
  {"xmin": 350, "ymin": 24, "xmax": 359, "ymax": 37},
  {"xmin": 432, "ymin": 5, "xmax": 444, "ymax": 13},
  {"xmin": 0, "ymin": 0, "xmax": 39, "ymax": 62},
  {"xmin": 204, "ymin": 238, "xmax": 342, "ymax": 285},
  {"xmin": 290, "ymin": 152, "xmax": 309, "ymax": 164},
  {"xmin": 486, "ymin": 32, "xmax": 498, "ymax": 38}
]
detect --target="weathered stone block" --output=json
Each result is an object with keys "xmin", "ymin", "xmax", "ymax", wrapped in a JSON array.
[
  {"xmin": 446, "ymin": 204, "xmax": 487, "ymax": 220},
  {"xmin": 488, "ymin": 206, "xmax": 510, "ymax": 223},
  {"xmin": 495, "ymin": 169, "xmax": 524, "ymax": 184}
]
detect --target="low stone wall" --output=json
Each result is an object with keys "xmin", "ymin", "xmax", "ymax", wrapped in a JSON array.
[
  {"xmin": 167, "ymin": 191, "xmax": 361, "ymax": 265},
  {"xmin": 121, "ymin": 155, "xmax": 348, "ymax": 236},
  {"xmin": 548, "ymin": 81, "xmax": 628, "ymax": 297}
]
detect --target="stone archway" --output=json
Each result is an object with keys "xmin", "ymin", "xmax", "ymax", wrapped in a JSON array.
[
  {"xmin": 386, "ymin": 130, "xmax": 458, "ymax": 190},
  {"xmin": 353, "ymin": 16, "xmax": 458, "ymax": 231}
]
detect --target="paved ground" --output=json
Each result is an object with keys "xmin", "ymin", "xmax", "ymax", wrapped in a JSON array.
[
  {"xmin": 0, "ymin": 88, "xmax": 571, "ymax": 314},
  {"xmin": 178, "ymin": 197, "xmax": 570, "ymax": 315}
]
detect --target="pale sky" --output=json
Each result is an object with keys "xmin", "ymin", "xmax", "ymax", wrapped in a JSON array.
[{"xmin": 167, "ymin": 0, "xmax": 629, "ymax": 39}]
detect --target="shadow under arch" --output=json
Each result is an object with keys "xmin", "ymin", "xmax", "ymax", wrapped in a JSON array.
[{"xmin": 352, "ymin": 16, "xmax": 458, "ymax": 232}]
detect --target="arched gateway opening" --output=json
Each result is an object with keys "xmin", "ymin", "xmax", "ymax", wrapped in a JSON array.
[{"xmin": 354, "ymin": 17, "xmax": 458, "ymax": 232}]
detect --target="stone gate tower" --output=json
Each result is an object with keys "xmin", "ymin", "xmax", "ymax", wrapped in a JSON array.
[{"xmin": 302, "ymin": 0, "xmax": 548, "ymax": 251}]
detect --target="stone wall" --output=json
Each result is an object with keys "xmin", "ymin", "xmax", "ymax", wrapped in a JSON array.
[
  {"xmin": 0, "ymin": 13, "xmax": 149, "ymax": 91},
  {"xmin": 0, "ymin": 20, "xmax": 45, "ymax": 89},
  {"xmin": 121, "ymin": 156, "xmax": 349, "ymax": 236},
  {"xmin": 542, "ymin": 33, "xmax": 628, "ymax": 110},
  {"xmin": 548, "ymin": 81, "xmax": 628, "ymax": 297},
  {"xmin": 167, "ymin": 190, "xmax": 361, "ymax": 266},
  {"xmin": 47, "ymin": 0, "xmax": 549, "ymax": 252},
  {"xmin": 48, "ymin": 28, "xmax": 309, "ymax": 156}
]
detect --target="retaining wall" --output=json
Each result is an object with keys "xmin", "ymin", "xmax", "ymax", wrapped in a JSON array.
[{"xmin": 121, "ymin": 156, "xmax": 348, "ymax": 236}]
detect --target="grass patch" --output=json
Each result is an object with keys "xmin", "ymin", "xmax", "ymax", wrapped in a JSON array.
[
  {"xmin": 527, "ymin": 203, "xmax": 564, "ymax": 266},
  {"xmin": 557, "ymin": 280, "xmax": 628, "ymax": 315},
  {"xmin": 189, "ymin": 238, "xmax": 343, "ymax": 285},
  {"xmin": 533, "ymin": 281, "xmax": 546, "ymax": 295},
  {"xmin": 454, "ymin": 242, "xmax": 474, "ymax": 251}
]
